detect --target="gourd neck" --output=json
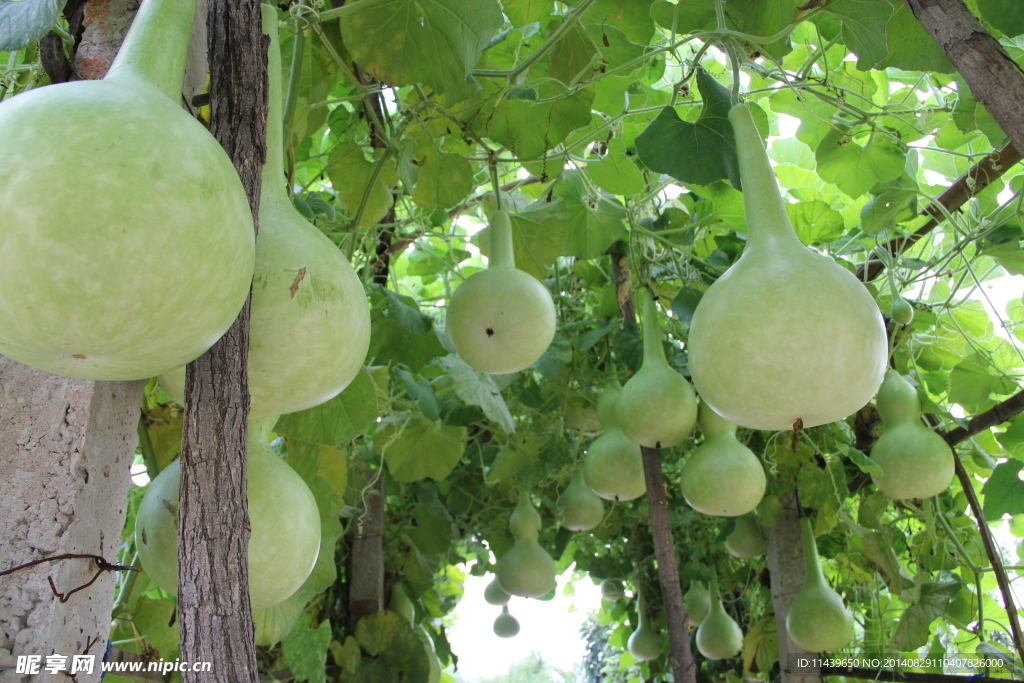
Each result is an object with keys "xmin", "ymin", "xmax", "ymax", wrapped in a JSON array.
[
  {"xmin": 800, "ymin": 517, "xmax": 827, "ymax": 588},
  {"xmin": 261, "ymin": 4, "xmax": 290, "ymax": 204},
  {"xmin": 105, "ymin": 0, "xmax": 198, "ymax": 102},
  {"xmin": 639, "ymin": 290, "xmax": 668, "ymax": 367},
  {"xmin": 637, "ymin": 591, "xmax": 648, "ymax": 624},
  {"xmin": 698, "ymin": 401, "xmax": 737, "ymax": 439},
  {"xmin": 488, "ymin": 211, "xmax": 516, "ymax": 269},
  {"xmin": 597, "ymin": 382, "xmax": 622, "ymax": 426},
  {"xmin": 247, "ymin": 416, "xmax": 281, "ymax": 463},
  {"xmin": 570, "ymin": 468, "xmax": 588, "ymax": 490},
  {"xmin": 877, "ymin": 370, "xmax": 921, "ymax": 425},
  {"xmin": 729, "ymin": 103, "xmax": 802, "ymax": 253}
]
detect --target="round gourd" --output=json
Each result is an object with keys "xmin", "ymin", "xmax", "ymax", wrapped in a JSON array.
[
  {"xmin": 628, "ymin": 594, "xmax": 663, "ymax": 662},
  {"xmin": 484, "ymin": 577, "xmax": 512, "ymax": 606},
  {"xmin": 726, "ymin": 513, "xmax": 766, "ymax": 559},
  {"xmin": 135, "ymin": 416, "xmax": 320, "ymax": 609},
  {"xmin": 688, "ymin": 104, "xmax": 887, "ymax": 431},
  {"xmin": 681, "ymin": 403, "xmax": 765, "ymax": 517},
  {"xmin": 556, "ymin": 468, "xmax": 605, "ymax": 531},
  {"xmin": 446, "ymin": 210, "xmax": 556, "ymax": 374},
  {"xmin": 601, "ymin": 578, "xmax": 626, "ymax": 602},
  {"xmin": 786, "ymin": 518, "xmax": 854, "ymax": 653},
  {"xmin": 583, "ymin": 385, "xmax": 646, "ymax": 501},
  {"xmin": 493, "ymin": 606, "xmax": 521, "ymax": 638},
  {"xmin": 0, "ymin": 0, "xmax": 254, "ymax": 380},
  {"xmin": 684, "ymin": 581, "xmax": 710, "ymax": 627},
  {"xmin": 696, "ymin": 574, "xmax": 743, "ymax": 660}
]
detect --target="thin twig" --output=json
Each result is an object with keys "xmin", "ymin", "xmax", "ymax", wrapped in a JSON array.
[{"xmin": 1, "ymin": 553, "xmax": 140, "ymax": 604}]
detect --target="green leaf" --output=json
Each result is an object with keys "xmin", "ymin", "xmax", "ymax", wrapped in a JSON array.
[
  {"xmin": 670, "ymin": 286, "xmax": 704, "ymax": 326},
  {"xmin": 890, "ymin": 582, "xmax": 961, "ymax": 651},
  {"xmin": 846, "ymin": 447, "xmax": 884, "ymax": 478},
  {"xmin": 549, "ymin": 21, "xmax": 599, "ymax": 85},
  {"xmin": 635, "ymin": 70, "xmax": 740, "ymax": 188},
  {"xmin": 815, "ymin": 128, "xmax": 905, "ymax": 199},
  {"xmin": 0, "ymin": 0, "xmax": 63, "ymax": 52},
  {"xmin": 283, "ymin": 613, "xmax": 332, "ymax": 683},
  {"xmin": 785, "ymin": 199, "xmax": 845, "ymax": 245},
  {"xmin": 353, "ymin": 612, "xmax": 431, "ymax": 683},
  {"xmin": 485, "ymin": 82, "xmax": 596, "ymax": 160},
  {"xmin": 860, "ymin": 188, "xmax": 918, "ymax": 234},
  {"xmin": 327, "ymin": 142, "xmax": 398, "ymax": 229},
  {"xmin": 983, "ymin": 460, "xmax": 1024, "ymax": 521},
  {"xmin": 554, "ymin": 171, "xmax": 628, "ymax": 259},
  {"xmin": 976, "ymin": 0, "xmax": 1024, "ymax": 37},
  {"xmin": 412, "ymin": 148, "xmax": 474, "ymax": 210},
  {"xmin": 480, "ymin": 199, "xmax": 569, "ymax": 279},
  {"xmin": 395, "ymin": 367, "xmax": 441, "ymax": 421},
  {"xmin": 339, "ymin": 0, "xmax": 503, "ymax": 103},
  {"xmin": 587, "ymin": 138, "xmax": 646, "ymax": 196},
  {"xmin": 877, "ymin": 2, "xmax": 954, "ymax": 73},
  {"xmin": 501, "ymin": 0, "xmax": 554, "ymax": 27},
  {"xmin": 368, "ymin": 314, "xmax": 448, "ymax": 372},
  {"xmin": 382, "ymin": 288, "xmax": 435, "ymax": 335},
  {"xmin": 997, "ymin": 415, "xmax": 1024, "ymax": 459},
  {"xmin": 377, "ymin": 417, "xmax": 468, "ymax": 482},
  {"xmin": 651, "ymin": 0, "xmax": 717, "ymax": 34},
  {"xmin": 948, "ymin": 356, "xmax": 1016, "ymax": 408},
  {"xmin": 275, "ymin": 369, "xmax": 379, "ymax": 445},
  {"xmin": 583, "ymin": 0, "xmax": 656, "ymax": 44},
  {"xmin": 438, "ymin": 354, "xmax": 516, "ymax": 433},
  {"xmin": 824, "ymin": 0, "xmax": 894, "ymax": 70},
  {"xmin": 723, "ymin": 0, "xmax": 798, "ymax": 60},
  {"xmin": 981, "ymin": 241, "xmax": 1024, "ymax": 276}
]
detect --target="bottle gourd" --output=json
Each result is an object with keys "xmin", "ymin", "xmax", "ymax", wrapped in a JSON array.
[
  {"xmin": 869, "ymin": 370, "xmax": 953, "ymax": 499},
  {"xmin": 556, "ymin": 468, "xmax": 605, "ymax": 531},
  {"xmin": 786, "ymin": 518, "xmax": 854, "ymax": 653},
  {"xmin": 684, "ymin": 580, "xmax": 710, "ymax": 627},
  {"xmin": 696, "ymin": 573, "xmax": 743, "ymax": 660},
  {"xmin": 616, "ymin": 289, "xmax": 698, "ymax": 448},
  {"xmin": 627, "ymin": 592, "xmax": 663, "ymax": 662},
  {"xmin": 135, "ymin": 416, "xmax": 320, "ymax": 609},
  {"xmin": 0, "ymin": 0, "xmax": 254, "ymax": 380},
  {"xmin": 495, "ymin": 491, "xmax": 557, "ymax": 598},
  {"xmin": 446, "ymin": 210, "xmax": 556, "ymax": 374},
  {"xmin": 681, "ymin": 402, "xmax": 766, "ymax": 517},
  {"xmin": 687, "ymin": 104, "xmax": 887, "ymax": 431},
  {"xmin": 583, "ymin": 383, "xmax": 646, "ymax": 501},
  {"xmin": 484, "ymin": 576, "xmax": 512, "ymax": 606},
  {"xmin": 725, "ymin": 513, "xmax": 767, "ymax": 559},
  {"xmin": 493, "ymin": 605, "xmax": 521, "ymax": 638},
  {"xmin": 601, "ymin": 578, "xmax": 626, "ymax": 603}
]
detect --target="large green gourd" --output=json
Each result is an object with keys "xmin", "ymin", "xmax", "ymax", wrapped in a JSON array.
[
  {"xmin": 696, "ymin": 573, "xmax": 743, "ymax": 660},
  {"xmin": 616, "ymin": 290, "xmax": 698, "ymax": 448},
  {"xmin": 688, "ymin": 104, "xmax": 887, "ymax": 431},
  {"xmin": 583, "ymin": 384, "xmax": 646, "ymax": 501},
  {"xmin": 681, "ymin": 402, "xmax": 766, "ymax": 516},
  {"xmin": 0, "ymin": 0, "xmax": 254, "ymax": 380},
  {"xmin": 135, "ymin": 416, "xmax": 320, "ymax": 609},
  {"xmin": 786, "ymin": 518, "xmax": 854, "ymax": 653},
  {"xmin": 726, "ymin": 513, "xmax": 767, "ymax": 559},
  {"xmin": 157, "ymin": 7, "xmax": 370, "ymax": 417},
  {"xmin": 556, "ymin": 468, "xmax": 605, "ymax": 531},
  {"xmin": 446, "ymin": 210, "xmax": 556, "ymax": 374},
  {"xmin": 870, "ymin": 370, "xmax": 953, "ymax": 499},
  {"xmin": 496, "ymin": 491, "xmax": 557, "ymax": 598},
  {"xmin": 627, "ymin": 592, "xmax": 663, "ymax": 662}
]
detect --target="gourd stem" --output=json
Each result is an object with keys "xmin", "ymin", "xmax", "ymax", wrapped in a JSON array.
[
  {"xmin": 728, "ymin": 104, "xmax": 801, "ymax": 250},
  {"xmin": 104, "ymin": 0, "xmax": 198, "ymax": 102},
  {"xmin": 800, "ymin": 517, "xmax": 826, "ymax": 587},
  {"xmin": 639, "ymin": 289, "xmax": 668, "ymax": 366},
  {"xmin": 261, "ymin": 5, "xmax": 290, "ymax": 203},
  {"xmin": 488, "ymin": 210, "xmax": 516, "ymax": 269},
  {"xmin": 709, "ymin": 569, "xmax": 720, "ymax": 612}
]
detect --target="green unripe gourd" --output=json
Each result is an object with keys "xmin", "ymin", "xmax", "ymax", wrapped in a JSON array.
[
  {"xmin": 627, "ymin": 593, "xmax": 663, "ymax": 662},
  {"xmin": 496, "ymin": 491, "xmax": 557, "ymax": 598},
  {"xmin": 726, "ymin": 513, "xmax": 767, "ymax": 559},
  {"xmin": 786, "ymin": 518, "xmax": 854, "ymax": 653},
  {"xmin": 493, "ymin": 605, "xmax": 521, "ymax": 638},
  {"xmin": 135, "ymin": 416, "xmax": 320, "ymax": 609},
  {"xmin": 389, "ymin": 583, "xmax": 415, "ymax": 623},
  {"xmin": 684, "ymin": 580, "xmax": 710, "ymax": 627},
  {"xmin": 869, "ymin": 370, "xmax": 953, "ymax": 499},
  {"xmin": 0, "ymin": 0, "xmax": 255, "ymax": 380},
  {"xmin": 601, "ymin": 578, "xmax": 626, "ymax": 602},
  {"xmin": 616, "ymin": 290, "xmax": 698, "ymax": 448},
  {"xmin": 583, "ymin": 384, "xmax": 646, "ymax": 501},
  {"xmin": 696, "ymin": 573, "xmax": 743, "ymax": 660},
  {"xmin": 484, "ymin": 576, "xmax": 512, "ymax": 606},
  {"xmin": 446, "ymin": 210, "xmax": 556, "ymax": 374},
  {"xmin": 681, "ymin": 402, "xmax": 766, "ymax": 517},
  {"xmin": 688, "ymin": 104, "xmax": 887, "ymax": 431},
  {"xmin": 556, "ymin": 468, "xmax": 605, "ymax": 531},
  {"xmin": 888, "ymin": 270, "xmax": 914, "ymax": 326}
]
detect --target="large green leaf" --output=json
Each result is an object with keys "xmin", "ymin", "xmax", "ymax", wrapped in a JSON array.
[
  {"xmin": 368, "ymin": 313, "xmax": 448, "ymax": 372},
  {"xmin": 981, "ymin": 241, "xmax": 1024, "ymax": 276},
  {"xmin": 485, "ymin": 82, "xmax": 596, "ymax": 160},
  {"xmin": 586, "ymin": 138, "xmax": 646, "ymax": 196},
  {"xmin": 501, "ymin": 0, "xmax": 554, "ymax": 26},
  {"xmin": 890, "ymin": 581, "xmax": 961, "ymax": 651},
  {"xmin": 411, "ymin": 147, "xmax": 474, "ymax": 210},
  {"xmin": 376, "ymin": 417, "xmax": 468, "ymax": 482},
  {"xmin": 785, "ymin": 200, "xmax": 845, "ymax": 245},
  {"xmin": 438, "ymin": 354, "xmax": 516, "ymax": 433},
  {"xmin": 327, "ymin": 141, "xmax": 398, "ymax": 229},
  {"xmin": 549, "ymin": 21, "xmax": 600, "ymax": 85},
  {"xmin": 283, "ymin": 614, "xmax": 332, "ymax": 683},
  {"xmin": 554, "ymin": 170, "xmax": 628, "ymax": 258},
  {"xmin": 815, "ymin": 128, "xmax": 905, "ymax": 199},
  {"xmin": 997, "ymin": 415, "xmax": 1024, "ymax": 459},
  {"xmin": 582, "ymin": 0, "xmax": 657, "ymax": 44},
  {"xmin": 983, "ymin": 460, "xmax": 1024, "ymax": 521},
  {"xmin": 339, "ymin": 0, "xmax": 503, "ymax": 102},
  {"xmin": 352, "ymin": 612, "xmax": 431, "ymax": 683},
  {"xmin": 877, "ymin": 1, "xmax": 953, "ymax": 73},
  {"xmin": 275, "ymin": 369, "xmax": 379, "ymax": 445},
  {"xmin": 976, "ymin": 0, "xmax": 1024, "ymax": 37},
  {"xmin": 723, "ymin": 0, "xmax": 798, "ymax": 59},
  {"xmin": 651, "ymin": 0, "xmax": 717, "ymax": 34},
  {"xmin": 480, "ymin": 199, "xmax": 570, "ymax": 279},
  {"xmin": 824, "ymin": 0, "xmax": 893, "ymax": 70}
]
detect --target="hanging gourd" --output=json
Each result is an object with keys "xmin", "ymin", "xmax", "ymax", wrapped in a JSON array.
[
  {"xmin": 688, "ymin": 103, "xmax": 887, "ymax": 431},
  {"xmin": 680, "ymin": 402, "xmax": 766, "ymax": 517},
  {"xmin": 696, "ymin": 572, "xmax": 743, "ymax": 660},
  {"xmin": 446, "ymin": 209, "xmax": 556, "ymax": 374},
  {"xmin": 887, "ymin": 270, "xmax": 915, "ymax": 326},
  {"xmin": 869, "ymin": 370, "xmax": 953, "ymax": 499},
  {"xmin": 627, "ymin": 592, "xmax": 663, "ymax": 662},
  {"xmin": 786, "ymin": 518, "xmax": 855, "ymax": 652},
  {"xmin": 684, "ymin": 580, "xmax": 711, "ymax": 627},
  {"xmin": 493, "ymin": 605, "xmax": 521, "ymax": 638},
  {"xmin": 601, "ymin": 578, "xmax": 626, "ymax": 602},
  {"xmin": 495, "ymin": 491, "xmax": 557, "ymax": 598},
  {"xmin": 484, "ymin": 576, "xmax": 511, "ymax": 606},
  {"xmin": 583, "ymin": 383, "xmax": 647, "ymax": 501},
  {"xmin": 556, "ymin": 468, "xmax": 605, "ymax": 531},
  {"xmin": 725, "ymin": 513, "xmax": 767, "ymax": 559},
  {"xmin": 0, "ymin": 0, "xmax": 255, "ymax": 380},
  {"xmin": 616, "ymin": 289, "xmax": 698, "ymax": 448}
]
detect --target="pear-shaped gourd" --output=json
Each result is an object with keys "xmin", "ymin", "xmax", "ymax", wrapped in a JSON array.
[
  {"xmin": 688, "ymin": 104, "xmax": 887, "ymax": 431},
  {"xmin": 601, "ymin": 578, "xmax": 626, "ymax": 602},
  {"xmin": 726, "ymin": 513, "xmax": 767, "ymax": 559},
  {"xmin": 888, "ymin": 270, "xmax": 914, "ymax": 326},
  {"xmin": 869, "ymin": 370, "xmax": 953, "ymax": 499},
  {"xmin": 627, "ymin": 593, "xmax": 663, "ymax": 661},
  {"xmin": 157, "ymin": 8, "xmax": 370, "ymax": 417},
  {"xmin": 696, "ymin": 574, "xmax": 743, "ymax": 660},
  {"xmin": 583, "ymin": 384, "xmax": 646, "ymax": 501},
  {"xmin": 684, "ymin": 580, "xmax": 710, "ymax": 627},
  {"xmin": 0, "ymin": 0, "xmax": 254, "ymax": 380},
  {"xmin": 446, "ymin": 210, "xmax": 556, "ymax": 374},
  {"xmin": 493, "ymin": 605, "xmax": 521, "ymax": 638},
  {"xmin": 496, "ymin": 491, "xmax": 557, "ymax": 598},
  {"xmin": 484, "ymin": 576, "xmax": 512, "ymax": 606},
  {"xmin": 135, "ymin": 416, "xmax": 320, "ymax": 609},
  {"xmin": 616, "ymin": 290, "xmax": 698, "ymax": 448},
  {"xmin": 786, "ymin": 518, "xmax": 854, "ymax": 653},
  {"xmin": 681, "ymin": 403, "xmax": 766, "ymax": 516},
  {"xmin": 556, "ymin": 468, "xmax": 605, "ymax": 531},
  {"xmin": 389, "ymin": 583, "xmax": 415, "ymax": 623}
]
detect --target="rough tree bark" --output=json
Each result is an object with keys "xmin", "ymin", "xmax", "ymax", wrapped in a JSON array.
[{"xmin": 176, "ymin": 0, "xmax": 267, "ymax": 680}]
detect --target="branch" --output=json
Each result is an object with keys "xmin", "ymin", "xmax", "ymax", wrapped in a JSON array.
[
  {"xmin": 0, "ymin": 553, "xmax": 140, "ymax": 604},
  {"xmin": 943, "ymin": 389, "xmax": 1024, "ymax": 445}
]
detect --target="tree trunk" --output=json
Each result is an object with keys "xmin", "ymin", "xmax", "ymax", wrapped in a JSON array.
[
  {"xmin": 176, "ymin": 1, "xmax": 267, "ymax": 680},
  {"xmin": 348, "ymin": 473, "xmax": 386, "ymax": 632}
]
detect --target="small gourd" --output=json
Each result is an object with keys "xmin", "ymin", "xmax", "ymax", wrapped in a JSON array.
[
  {"xmin": 627, "ymin": 592, "xmax": 663, "ymax": 662},
  {"xmin": 583, "ymin": 384, "xmax": 646, "ymax": 501},
  {"xmin": 389, "ymin": 583, "xmax": 415, "ymax": 623},
  {"xmin": 556, "ymin": 468, "xmax": 605, "ymax": 531},
  {"xmin": 696, "ymin": 573, "xmax": 743, "ymax": 660},
  {"xmin": 888, "ymin": 270, "xmax": 914, "ymax": 326},
  {"xmin": 496, "ymin": 491, "xmax": 557, "ymax": 598},
  {"xmin": 493, "ymin": 605, "xmax": 521, "ymax": 638},
  {"xmin": 786, "ymin": 518, "xmax": 854, "ymax": 653},
  {"xmin": 135, "ymin": 416, "xmax": 320, "ymax": 609},
  {"xmin": 869, "ymin": 370, "xmax": 953, "ymax": 499},
  {"xmin": 726, "ymin": 513, "xmax": 767, "ymax": 559},
  {"xmin": 446, "ymin": 210, "xmax": 556, "ymax": 374},
  {"xmin": 616, "ymin": 290, "xmax": 698, "ymax": 448},
  {"xmin": 688, "ymin": 103, "xmax": 887, "ymax": 431},
  {"xmin": 484, "ymin": 577, "xmax": 511, "ymax": 606},
  {"xmin": 684, "ymin": 580, "xmax": 710, "ymax": 627},
  {"xmin": 600, "ymin": 578, "xmax": 626, "ymax": 602},
  {"xmin": 681, "ymin": 402, "xmax": 766, "ymax": 517}
]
